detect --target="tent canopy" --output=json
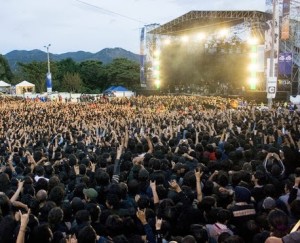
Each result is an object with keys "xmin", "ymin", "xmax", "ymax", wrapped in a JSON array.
[
  {"xmin": 16, "ymin": 80, "xmax": 35, "ymax": 87},
  {"xmin": 15, "ymin": 80, "xmax": 35, "ymax": 95},
  {"xmin": 104, "ymin": 85, "xmax": 129, "ymax": 93},
  {"xmin": 0, "ymin": 80, "xmax": 11, "ymax": 87}
]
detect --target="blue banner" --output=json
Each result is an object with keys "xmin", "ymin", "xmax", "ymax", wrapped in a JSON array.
[
  {"xmin": 46, "ymin": 72, "xmax": 52, "ymax": 93},
  {"xmin": 278, "ymin": 52, "xmax": 293, "ymax": 75}
]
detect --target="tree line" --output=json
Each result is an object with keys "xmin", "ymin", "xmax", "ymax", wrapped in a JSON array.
[{"xmin": 0, "ymin": 55, "xmax": 141, "ymax": 93}]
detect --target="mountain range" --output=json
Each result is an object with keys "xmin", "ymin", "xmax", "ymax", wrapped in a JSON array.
[{"xmin": 4, "ymin": 48, "xmax": 140, "ymax": 71}]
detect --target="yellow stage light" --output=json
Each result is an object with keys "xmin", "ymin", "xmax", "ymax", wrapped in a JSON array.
[
  {"xmin": 181, "ymin": 35, "xmax": 189, "ymax": 43},
  {"xmin": 219, "ymin": 29, "xmax": 229, "ymax": 37},
  {"xmin": 154, "ymin": 79, "xmax": 161, "ymax": 89},
  {"xmin": 196, "ymin": 33, "xmax": 206, "ymax": 41},
  {"xmin": 248, "ymin": 64, "xmax": 257, "ymax": 72},
  {"xmin": 248, "ymin": 37, "xmax": 258, "ymax": 45},
  {"xmin": 153, "ymin": 59, "xmax": 160, "ymax": 66},
  {"xmin": 153, "ymin": 50, "xmax": 160, "ymax": 57},
  {"xmin": 163, "ymin": 38, "xmax": 171, "ymax": 45}
]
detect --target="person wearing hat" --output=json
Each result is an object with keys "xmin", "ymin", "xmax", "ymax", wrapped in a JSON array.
[
  {"xmin": 83, "ymin": 188, "xmax": 98, "ymax": 202},
  {"xmin": 228, "ymin": 186, "xmax": 256, "ymax": 239}
]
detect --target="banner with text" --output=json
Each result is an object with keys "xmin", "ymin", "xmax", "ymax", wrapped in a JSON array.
[
  {"xmin": 265, "ymin": 0, "xmax": 280, "ymax": 78},
  {"xmin": 278, "ymin": 52, "xmax": 293, "ymax": 75}
]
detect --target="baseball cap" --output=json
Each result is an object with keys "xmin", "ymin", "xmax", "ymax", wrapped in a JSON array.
[{"xmin": 83, "ymin": 188, "xmax": 98, "ymax": 200}]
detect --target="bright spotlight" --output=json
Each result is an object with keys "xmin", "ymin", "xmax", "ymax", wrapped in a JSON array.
[
  {"xmin": 153, "ymin": 70, "xmax": 160, "ymax": 76},
  {"xmin": 248, "ymin": 37, "xmax": 258, "ymax": 45},
  {"xmin": 181, "ymin": 35, "xmax": 189, "ymax": 43},
  {"xmin": 153, "ymin": 59, "xmax": 160, "ymax": 66},
  {"xmin": 248, "ymin": 64, "xmax": 257, "ymax": 72},
  {"xmin": 249, "ymin": 53, "xmax": 257, "ymax": 59},
  {"xmin": 154, "ymin": 50, "xmax": 160, "ymax": 57},
  {"xmin": 196, "ymin": 33, "xmax": 206, "ymax": 41},
  {"xmin": 248, "ymin": 77, "xmax": 258, "ymax": 85},
  {"xmin": 163, "ymin": 38, "xmax": 171, "ymax": 45},
  {"xmin": 248, "ymin": 77, "xmax": 257, "ymax": 90},
  {"xmin": 219, "ymin": 29, "xmax": 229, "ymax": 37},
  {"xmin": 154, "ymin": 79, "xmax": 161, "ymax": 89}
]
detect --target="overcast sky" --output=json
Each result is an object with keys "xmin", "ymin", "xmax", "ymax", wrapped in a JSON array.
[{"xmin": 0, "ymin": 0, "xmax": 265, "ymax": 55}]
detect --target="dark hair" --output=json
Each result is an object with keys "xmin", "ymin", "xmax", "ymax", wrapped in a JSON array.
[
  {"xmin": 190, "ymin": 224, "xmax": 208, "ymax": 243},
  {"xmin": 79, "ymin": 164, "xmax": 87, "ymax": 175},
  {"xmin": 106, "ymin": 193, "xmax": 120, "ymax": 209},
  {"xmin": 48, "ymin": 207, "xmax": 63, "ymax": 226},
  {"xmin": 112, "ymin": 234, "xmax": 129, "ymax": 243},
  {"xmin": 48, "ymin": 186, "xmax": 65, "ymax": 206},
  {"xmin": 39, "ymin": 201, "xmax": 56, "ymax": 223},
  {"xmin": 224, "ymin": 235, "xmax": 245, "ymax": 243},
  {"xmin": 181, "ymin": 235, "xmax": 196, "ymax": 243},
  {"xmin": 105, "ymin": 214, "xmax": 123, "ymax": 237},
  {"xmin": 218, "ymin": 232, "xmax": 232, "ymax": 243},
  {"xmin": 34, "ymin": 165, "xmax": 45, "ymax": 176},
  {"xmin": 75, "ymin": 209, "xmax": 91, "ymax": 224},
  {"xmin": 267, "ymin": 209, "xmax": 289, "ymax": 238},
  {"xmin": 217, "ymin": 209, "xmax": 231, "ymax": 224},
  {"xmin": 35, "ymin": 177, "xmax": 49, "ymax": 191},
  {"xmin": 77, "ymin": 225, "xmax": 97, "ymax": 243},
  {"xmin": 85, "ymin": 203, "xmax": 101, "ymax": 222},
  {"xmin": 0, "ymin": 194, "xmax": 11, "ymax": 219},
  {"xmin": 0, "ymin": 215, "xmax": 16, "ymax": 243},
  {"xmin": 32, "ymin": 224, "xmax": 53, "ymax": 243}
]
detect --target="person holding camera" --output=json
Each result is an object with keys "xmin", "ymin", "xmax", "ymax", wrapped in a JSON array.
[{"xmin": 263, "ymin": 151, "xmax": 286, "ymax": 180}]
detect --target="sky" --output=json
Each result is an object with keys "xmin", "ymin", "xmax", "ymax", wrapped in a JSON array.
[{"xmin": 0, "ymin": 0, "xmax": 265, "ymax": 55}]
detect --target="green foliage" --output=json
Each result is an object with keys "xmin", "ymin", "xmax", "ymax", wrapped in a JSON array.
[
  {"xmin": 0, "ymin": 54, "xmax": 13, "ymax": 81},
  {"xmin": 14, "ymin": 57, "xmax": 140, "ymax": 93},
  {"xmin": 105, "ymin": 58, "xmax": 140, "ymax": 89},
  {"xmin": 56, "ymin": 58, "xmax": 78, "ymax": 82},
  {"xmin": 18, "ymin": 61, "xmax": 48, "ymax": 93},
  {"xmin": 78, "ymin": 60, "xmax": 105, "ymax": 92},
  {"xmin": 61, "ymin": 72, "xmax": 83, "ymax": 92}
]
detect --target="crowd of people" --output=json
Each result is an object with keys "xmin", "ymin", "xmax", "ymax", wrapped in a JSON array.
[{"xmin": 1, "ymin": 95, "xmax": 300, "ymax": 243}]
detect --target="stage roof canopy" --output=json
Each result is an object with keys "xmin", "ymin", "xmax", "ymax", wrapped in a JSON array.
[{"xmin": 149, "ymin": 10, "xmax": 272, "ymax": 36}]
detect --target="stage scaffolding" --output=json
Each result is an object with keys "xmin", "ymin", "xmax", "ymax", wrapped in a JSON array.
[{"xmin": 149, "ymin": 11, "xmax": 271, "ymax": 38}]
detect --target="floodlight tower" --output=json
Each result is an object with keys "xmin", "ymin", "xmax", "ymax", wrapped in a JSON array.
[{"xmin": 44, "ymin": 44, "xmax": 52, "ymax": 93}]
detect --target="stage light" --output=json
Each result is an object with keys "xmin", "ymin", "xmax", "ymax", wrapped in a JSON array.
[
  {"xmin": 248, "ymin": 37, "xmax": 258, "ymax": 45},
  {"xmin": 163, "ymin": 38, "xmax": 171, "ymax": 45},
  {"xmin": 249, "ymin": 53, "xmax": 258, "ymax": 59},
  {"xmin": 154, "ymin": 79, "xmax": 160, "ymax": 89},
  {"xmin": 248, "ymin": 64, "xmax": 257, "ymax": 72},
  {"xmin": 153, "ymin": 69, "xmax": 160, "ymax": 76},
  {"xmin": 248, "ymin": 77, "xmax": 257, "ymax": 84},
  {"xmin": 153, "ymin": 59, "xmax": 160, "ymax": 66},
  {"xmin": 248, "ymin": 77, "xmax": 258, "ymax": 89},
  {"xmin": 154, "ymin": 49, "xmax": 160, "ymax": 57},
  {"xmin": 196, "ymin": 32, "xmax": 206, "ymax": 41},
  {"xmin": 181, "ymin": 35, "xmax": 189, "ymax": 43},
  {"xmin": 218, "ymin": 29, "xmax": 229, "ymax": 37}
]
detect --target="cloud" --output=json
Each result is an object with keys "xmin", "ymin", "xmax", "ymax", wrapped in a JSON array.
[{"xmin": 1, "ymin": 0, "xmax": 266, "ymax": 54}]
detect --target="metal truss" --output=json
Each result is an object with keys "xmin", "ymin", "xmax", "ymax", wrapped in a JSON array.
[{"xmin": 149, "ymin": 11, "xmax": 272, "ymax": 37}]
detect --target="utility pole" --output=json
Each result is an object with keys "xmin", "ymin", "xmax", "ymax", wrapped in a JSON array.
[{"xmin": 44, "ymin": 44, "xmax": 52, "ymax": 93}]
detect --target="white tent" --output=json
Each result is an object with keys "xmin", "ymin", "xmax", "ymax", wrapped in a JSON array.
[
  {"xmin": 15, "ymin": 80, "xmax": 35, "ymax": 95},
  {"xmin": 0, "ymin": 80, "xmax": 11, "ymax": 87},
  {"xmin": 0, "ymin": 80, "xmax": 11, "ymax": 93}
]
